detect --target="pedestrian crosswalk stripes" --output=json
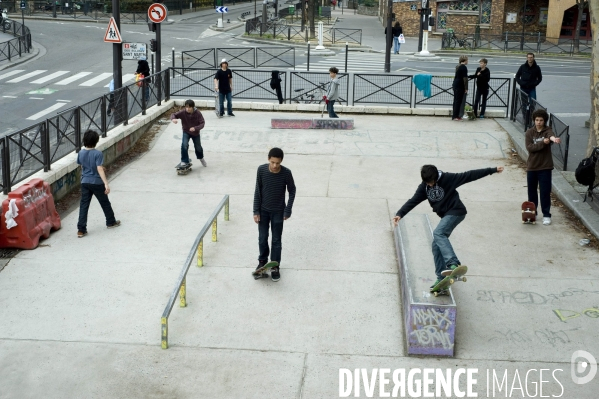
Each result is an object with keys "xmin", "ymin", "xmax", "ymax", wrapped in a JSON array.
[
  {"xmin": 6, "ymin": 70, "xmax": 47, "ymax": 83},
  {"xmin": 294, "ymin": 53, "xmax": 387, "ymax": 72},
  {"xmin": 26, "ymin": 103, "xmax": 68, "ymax": 120},
  {"xmin": 104, "ymin": 73, "xmax": 136, "ymax": 87},
  {"xmin": 30, "ymin": 71, "xmax": 70, "ymax": 84},
  {"xmin": 0, "ymin": 70, "xmax": 25, "ymax": 81},
  {"xmin": 79, "ymin": 72, "xmax": 114, "ymax": 87},
  {"xmin": 55, "ymin": 72, "xmax": 93, "ymax": 85}
]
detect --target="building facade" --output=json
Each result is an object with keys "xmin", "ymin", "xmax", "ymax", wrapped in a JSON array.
[{"xmin": 380, "ymin": 0, "xmax": 591, "ymax": 39}]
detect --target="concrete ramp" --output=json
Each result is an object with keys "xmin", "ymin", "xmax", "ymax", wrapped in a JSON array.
[{"xmin": 394, "ymin": 214, "xmax": 457, "ymax": 357}]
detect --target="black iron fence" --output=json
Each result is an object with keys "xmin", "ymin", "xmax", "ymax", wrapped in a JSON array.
[
  {"xmin": 0, "ymin": 69, "xmax": 169, "ymax": 194},
  {"xmin": 510, "ymin": 88, "xmax": 571, "ymax": 171},
  {"xmin": 245, "ymin": 22, "xmax": 362, "ymax": 45},
  {"xmin": 353, "ymin": 74, "xmax": 411, "ymax": 105},
  {"xmin": 0, "ymin": 19, "xmax": 32, "ymax": 63},
  {"xmin": 182, "ymin": 47, "xmax": 295, "ymax": 69},
  {"xmin": 290, "ymin": 71, "xmax": 348, "ymax": 104},
  {"xmin": 441, "ymin": 31, "xmax": 593, "ymax": 56}
]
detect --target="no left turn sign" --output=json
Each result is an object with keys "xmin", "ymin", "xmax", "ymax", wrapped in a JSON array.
[{"xmin": 148, "ymin": 3, "xmax": 168, "ymax": 23}]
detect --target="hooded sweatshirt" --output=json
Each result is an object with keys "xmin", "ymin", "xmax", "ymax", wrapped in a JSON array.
[
  {"xmin": 469, "ymin": 67, "xmax": 491, "ymax": 91},
  {"xmin": 516, "ymin": 60, "xmax": 542, "ymax": 90},
  {"xmin": 525, "ymin": 125, "xmax": 555, "ymax": 171},
  {"xmin": 170, "ymin": 109, "xmax": 205, "ymax": 137},
  {"xmin": 136, "ymin": 60, "xmax": 150, "ymax": 77},
  {"xmin": 326, "ymin": 77, "xmax": 340, "ymax": 101},
  {"xmin": 396, "ymin": 168, "xmax": 498, "ymax": 218}
]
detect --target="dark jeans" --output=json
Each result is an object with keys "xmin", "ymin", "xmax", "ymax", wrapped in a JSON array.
[
  {"xmin": 258, "ymin": 210, "xmax": 284, "ymax": 265},
  {"xmin": 452, "ymin": 87, "xmax": 465, "ymax": 119},
  {"xmin": 521, "ymin": 87, "xmax": 537, "ymax": 101},
  {"xmin": 432, "ymin": 214, "xmax": 465, "ymax": 280},
  {"xmin": 274, "ymin": 84, "xmax": 284, "ymax": 104},
  {"xmin": 527, "ymin": 169, "xmax": 552, "ymax": 218},
  {"xmin": 474, "ymin": 88, "xmax": 488, "ymax": 116},
  {"xmin": 327, "ymin": 100, "xmax": 338, "ymax": 118},
  {"xmin": 77, "ymin": 183, "xmax": 116, "ymax": 232},
  {"xmin": 181, "ymin": 131, "xmax": 203, "ymax": 164},
  {"xmin": 218, "ymin": 91, "xmax": 233, "ymax": 115}
]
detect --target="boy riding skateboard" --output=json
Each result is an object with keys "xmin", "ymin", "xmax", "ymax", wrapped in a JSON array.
[
  {"xmin": 253, "ymin": 148, "xmax": 296, "ymax": 281},
  {"xmin": 392, "ymin": 164, "xmax": 504, "ymax": 291}
]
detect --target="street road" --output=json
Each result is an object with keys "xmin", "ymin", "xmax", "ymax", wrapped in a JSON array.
[{"xmin": 0, "ymin": 13, "xmax": 592, "ymax": 163}]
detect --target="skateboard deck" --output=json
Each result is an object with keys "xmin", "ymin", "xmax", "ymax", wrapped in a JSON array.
[
  {"xmin": 215, "ymin": 91, "xmax": 221, "ymax": 118},
  {"xmin": 431, "ymin": 265, "xmax": 468, "ymax": 297},
  {"xmin": 522, "ymin": 201, "xmax": 536, "ymax": 224},
  {"xmin": 176, "ymin": 163, "xmax": 192, "ymax": 175},
  {"xmin": 252, "ymin": 261, "xmax": 279, "ymax": 279}
]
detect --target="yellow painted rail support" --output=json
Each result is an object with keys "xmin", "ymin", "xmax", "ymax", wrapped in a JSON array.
[
  {"xmin": 197, "ymin": 238, "xmax": 203, "ymax": 267},
  {"xmin": 161, "ymin": 317, "xmax": 168, "ymax": 349},
  {"xmin": 161, "ymin": 195, "xmax": 230, "ymax": 349},
  {"xmin": 180, "ymin": 277, "xmax": 186, "ymax": 307}
]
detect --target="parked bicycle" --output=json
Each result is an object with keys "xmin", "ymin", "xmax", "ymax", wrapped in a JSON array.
[
  {"xmin": 446, "ymin": 31, "xmax": 473, "ymax": 50},
  {"xmin": 292, "ymin": 82, "xmax": 328, "ymax": 104}
]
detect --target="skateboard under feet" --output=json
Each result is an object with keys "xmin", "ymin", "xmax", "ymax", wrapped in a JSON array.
[
  {"xmin": 252, "ymin": 261, "xmax": 278, "ymax": 280},
  {"xmin": 176, "ymin": 163, "xmax": 192, "ymax": 175},
  {"xmin": 430, "ymin": 265, "xmax": 468, "ymax": 297},
  {"xmin": 522, "ymin": 201, "xmax": 536, "ymax": 224}
]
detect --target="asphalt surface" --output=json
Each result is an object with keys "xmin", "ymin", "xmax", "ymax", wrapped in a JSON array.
[{"xmin": 0, "ymin": 9, "xmax": 592, "ymax": 165}]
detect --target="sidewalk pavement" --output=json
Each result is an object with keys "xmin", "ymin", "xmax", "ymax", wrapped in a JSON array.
[
  {"xmin": 0, "ymin": 109, "xmax": 597, "ymax": 397},
  {"xmin": 0, "ymin": 32, "xmax": 13, "ymax": 43}
]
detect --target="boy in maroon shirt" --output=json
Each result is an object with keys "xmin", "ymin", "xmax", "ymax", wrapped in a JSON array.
[{"xmin": 171, "ymin": 99, "xmax": 207, "ymax": 168}]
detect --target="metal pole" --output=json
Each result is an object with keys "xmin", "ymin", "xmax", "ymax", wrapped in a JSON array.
[
  {"xmin": 520, "ymin": 0, "xmax": 527, "ymax": 51},
  {"xmin": 156, "ymin": 23, "xmax": 162, "ymax": 75},
  {"xmin": 344, "ymin": 42, "xmax": 348, "ymax": 73},
  {"xmin": 384, "ymin": 0, "xmax": 392, "ymax": 73},
  {"xmin": 112, "ymin": 0, "xmax": 123, "ymax": 124},
  {"xmin": 307, "ymin": 42, "xmax": 310, "ymax": 71},
  {"xmin": 21, "ymin": 9, "xmax": 24, "ymax": 32},
  {"xmin": 417, "ymin": 6, "xmax": 424, "ymax": 52},
  {"xmin": 172, "ymin": 47, "xmax": 175, "ymax": 68},
  {"xmin": 151, "ymin": 52, "xmax": 155, "ymax": 76}
]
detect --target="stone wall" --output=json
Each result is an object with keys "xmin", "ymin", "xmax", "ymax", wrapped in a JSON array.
[
  {"xmin": 502, "ymin": 0, "xmax": 550, "ymax": 35},
  {"xmin": 357, "ymin": 5, "xmax": 379, "ymax": 16},
  {"xmin": 392, "ymin": 2, "xmax": 422, "ymax": 37}
]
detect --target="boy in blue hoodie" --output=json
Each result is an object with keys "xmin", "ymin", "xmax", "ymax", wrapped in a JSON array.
[{"xmin": 393, "ymin": 164, "xmax": 503, "ymax": 290}]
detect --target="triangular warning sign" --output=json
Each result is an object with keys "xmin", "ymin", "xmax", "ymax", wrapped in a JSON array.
[{"xmin": 104, "ymin": 17, "xmax": 122, "ymax": 43}]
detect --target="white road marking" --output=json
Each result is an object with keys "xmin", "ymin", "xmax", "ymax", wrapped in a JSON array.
[
  {"xmin": 2, "ymin": 95, "xmax": 18, "ymax": 98},
  {"xmin": 0, "ymin": 70, "xmax": 25, "ymax": 81},
  {"xmin": 56, "ymin": 99, "xmax": 71, "ymax": 102},
  {"xmin": 29, "ymin": 97, "xmax": 44, "ymax": 100},
  {"xmin": 26, "ymin": 103, "xmax": 68, "ymax": 120},
  {"xmin": 6, "ymin": 70, "xmax": 47, "ymax": 83},
  {"xmin": 30, "ymin": 71, "xmax": 70, "ymax": 84},
  {"xmin": 79, "ymin": 72, "xmax": 113, "ymax": 86},
  {"xmin": 55, "ymin": 72, "xmax": 93, "ymax": 85}
]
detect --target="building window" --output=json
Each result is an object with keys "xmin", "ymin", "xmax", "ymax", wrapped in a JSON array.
[
  {"xmin": 521, "ymin": 4, "xmax": 536, "ymax": 25},
  {"xmin": 444, "ymin": 0, "xmax": 492, "ymax": 24}
]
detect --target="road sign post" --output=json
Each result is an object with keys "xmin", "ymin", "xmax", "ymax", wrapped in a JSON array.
[
  {"xmin": 148, "ymin": 3, "xmax": 168, "ymax": 105},
  {"xmin": 20, "ymin": 1, "xmax": 25, "ymax": 31},
  {"xmin": 111, "ymin": 0, "xmax": 124, "ymax": 125},
  {"xmin": 216, "ymin": 6, "xmax": 227, "ymax": 28}
]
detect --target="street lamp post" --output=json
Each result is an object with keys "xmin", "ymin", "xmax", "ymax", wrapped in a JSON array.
[{"xmin": 520, "ymin": 0, "xmax": 527, "ymax": 51}]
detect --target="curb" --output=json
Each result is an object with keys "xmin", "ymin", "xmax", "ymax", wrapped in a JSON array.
[
  {"xmin": 235, "ymin": 34, "xmax": 373, "ymax": 51},
  {"xmin": 496, "ymin": 118, "xmax": 599, "ymax": 240},
  {"xmin": 0, "ymin": 41, "xmax": 43, "ymax": 71},
  {"xmin": 433, "ymin": 50, "xmax": 591, "ymax": 61},
  {"xmin": 209, "ymin": 22, "xmax": 245, "ymax": 32}
]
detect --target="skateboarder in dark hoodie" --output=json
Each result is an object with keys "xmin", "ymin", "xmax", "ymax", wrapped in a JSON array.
[{"xmin": 392, "ymin": 164, "xmax": 504, "ymax": 290}]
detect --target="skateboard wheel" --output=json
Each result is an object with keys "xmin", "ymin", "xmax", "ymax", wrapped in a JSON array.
[
  {"xmin": 532, "ymin": 222, "xmax": 536, "ymax": 224},
  {"xmin": 462, "ymin": 277, "xmax": 467, "ymax": 282},
  {"xmin": 522, "ymin": 220, "xmax": 525, "ymax": 224},
  {"xmin": 449, "ymin": 278, "xmax": 455, "ymax": 284},
  {"xmin": 433, "ymin": 292, "xmax": 439, "ymax": 297}
]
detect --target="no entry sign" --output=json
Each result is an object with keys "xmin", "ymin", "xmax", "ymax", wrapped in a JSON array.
[{"xmin": 148, "ymin": 3, "xmax": 168, "ymax": 23}]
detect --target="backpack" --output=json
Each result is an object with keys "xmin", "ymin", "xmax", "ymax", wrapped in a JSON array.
[{"xmin": 575, "ymin": 147, "xmax": 599, "ymax": 186}]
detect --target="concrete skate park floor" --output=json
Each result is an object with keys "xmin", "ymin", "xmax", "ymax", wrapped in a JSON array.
[{"xmin": 0, "ymin": 112, "xmax": 598, "ymax": 398}]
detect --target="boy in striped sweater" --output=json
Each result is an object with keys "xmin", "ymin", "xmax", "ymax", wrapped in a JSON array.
[{"xmin": 253, "ymin": 148, "xmax": 296, "ymax": 282}]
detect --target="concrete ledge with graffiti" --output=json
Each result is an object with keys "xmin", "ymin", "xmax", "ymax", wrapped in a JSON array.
[
  {"xmin": 0, "ymin": 101, "xmax": 175, "ymax": 204},
  {"xmin": 394, "ymin": 214, "xmax": 458, "ymax": 357}
]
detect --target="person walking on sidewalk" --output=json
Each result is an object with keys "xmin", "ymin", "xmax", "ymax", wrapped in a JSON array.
[
  {"xmin": 135, "ymin": 56, "xmax": 151, "ymax": 102},
  {"xmin": 392, "ymin": 164, "xmax": 504, "ymax": 290},
  {"xmin": 253, "ymin": 147, "xmax": 296, "ymax": 282},
  {"xmin": 525, "ymin": 109, "xmax": 561, "ymax": 226},
  {"xmin": 451, "ymin": 55, "xmax": 468, "ymax": 121},
  {"xmin": 76, "ymin": 130, "xmax": 121, "ymax": 238},
  {"xmin": 171, "ymin": 99, "xmax": 207, "ymax": 168},
  {"xmin": 214, "ymin": 59, "xmax": 234, "ymax": 117},
  {"xmin": 323, "ymin": 67, "xmax": 340, "ymax": 118},
  {"xmin": 385, "ymin": 21, "xmax": 403, "ymax": 54},
  {"xmin": 515, "ymin": 53, "xmax": 542, "ymax": 100},
  {"xmin": 469, "ymin": 58, "xmax": 491, "ymax": 118}
]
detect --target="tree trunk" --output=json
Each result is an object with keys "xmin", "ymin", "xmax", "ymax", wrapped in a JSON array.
[
  {"xmin": 588, "ymin": 1, "xmax": 598, "ymax": 156},
  {"xmin": 574, "ymin": 1, "xmax": 586, "ymax": 53}
]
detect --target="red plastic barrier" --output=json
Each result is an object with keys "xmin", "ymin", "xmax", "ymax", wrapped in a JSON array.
[{"xmin": 0, "ymin": 178, "xmax": 61, "ymax": 249}]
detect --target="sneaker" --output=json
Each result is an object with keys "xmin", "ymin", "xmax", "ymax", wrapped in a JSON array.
[
  {"xmin": 543, "ymin": 217, "xmax": 551, "ymax": 225},
  {"xmin": 228, "ymin": 113, "xmax": 235, "ymax": 117},
  {"xmin": 479, "ymin": 115, "xmax": 485, "ymax": 119},
  {"xmin": 200, "ymin": 158, "xmax": 207, "ymax": 167},
  {"xmin": 176, "ymin": 162, "xmax": 189, "ymax": 169},
  {"xmin": 107, "ymin": 220, "xmax": 121, "ymax": 229},
  {"xmin": 429, "ymin": 278, "xmax": 443, "ymax": 292},
  {"xmin": 253, "ymin": 261, "xmax": 268, "ymax": 280},
  {"xmin": 441, "ymin": 264, "xmax": 459, "ymax": 277},
  {"xmin": 452, "ymin": 118, "xmax": 463, "ymax": 122},
  {"xmin": 271, "ymin": 267, "xmax": 280, "ymax": 282},
  {"xmin": 77, "ymin": 231, "xmax": 87, "ymax": 238},
  {"xmin": 107, "ymin": 110, "xmax": 111, "ymax": 116}
]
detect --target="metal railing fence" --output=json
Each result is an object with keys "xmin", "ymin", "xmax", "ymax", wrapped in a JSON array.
[
  {"xmin": 290, "ymin": 71, "xmax": 349, "ymax": 105},
  {"xmin": 245, "ymin": 23, "xmax": 362, "ymax": 44},
  {"xmin": 353, "ymin": 74, "xmax": 411, "ymax": 105},
  {"xmin": 161, "ymin": 195, "xmax": 230, "ymax": 349},
  {"xmin": 0, "ymin": 69, "xmax": 169, "ymax": 193},
  {"xmin": 549, "ymin": 114, "xmax": 570, "ymax": 171},
  {"xmin": 442, "ymin": 31, "xmax": 593, "ymax": 56},
  {"xmin": 181, "ymin": 47, "xmax": 296, "ymax": 69},
  {"xmin": 0, "ymin": 19, "xmax": 32, "ymax": 62}
]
